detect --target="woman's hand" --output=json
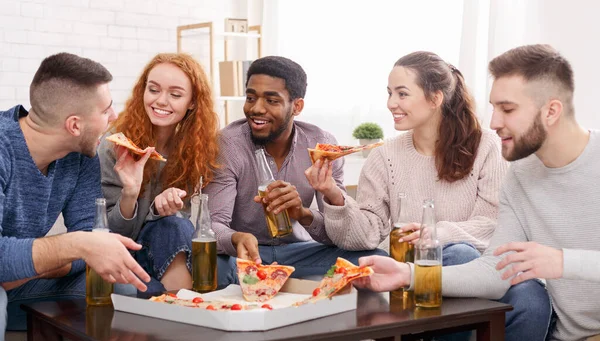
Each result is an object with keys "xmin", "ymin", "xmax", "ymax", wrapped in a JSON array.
[{"xmin": 154, "ymin": 187, "xmax": 187, "ymax": 217}]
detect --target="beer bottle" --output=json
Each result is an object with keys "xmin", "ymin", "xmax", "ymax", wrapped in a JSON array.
[
  {"xmin": 86, "ymin": 198, "xmax": 114, "ymax": 306},
  {"xmin": 414, "ymin": 199, "xmax": 442, "ymax": 308},
  {"xmin": 389, "ymin": 192, "xmax": 414, "ymax": 300},
  {"xmin": 191, "ymin": 194, "xmax": 218, "ymax": 293},
  {"xmin": 254, "ymin": 148, "xmax": 293, "ymax": 238}
]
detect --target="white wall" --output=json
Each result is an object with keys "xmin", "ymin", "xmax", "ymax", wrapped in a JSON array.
[
  {"xmin": 534, "ymin": 0, "xmax": 600, "ymax": 129},
  {"xmin": 473, "ymin": 0, "xmax": 600, "ymax": 129},
  {"xmin": 0, "ymin": 0, "xmax": 242, "ymax": 115}
]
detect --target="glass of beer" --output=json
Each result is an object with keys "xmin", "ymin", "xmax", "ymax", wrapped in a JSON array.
[
  {"xmin": 86, "ymin": 198, "xmax": 113, "ymax": 306},
  {"xmin": 390, "ymin": 193, "xmax": 414, "ymax": 301},
  {"xmin": 255, "ymin": 149, "xmax": 293, "ymax": 238},
  {"xmin": 414, "ymin": 199, "xmax": 442, "ymax": 308},
  {"xmin": 192, "ymin": 194, "xmax": 218, "ymax": 293}
]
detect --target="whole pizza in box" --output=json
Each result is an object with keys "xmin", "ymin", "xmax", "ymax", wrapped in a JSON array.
[
  {"xmin": 307, "ymin": 142, "xmax": 384, "ymax": 163},
  {"xmin": 236, "ymin": 258, "xmax": 295, "ymax": 302}
]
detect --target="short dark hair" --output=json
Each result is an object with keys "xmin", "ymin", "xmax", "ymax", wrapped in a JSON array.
[
  {"xmin": 30, "ymin": 52, "xmax": 113, "ymax": 124},
  {"xmin": 246, "ymin": 56, "xmax": 307, "ymax": 100},
  {"xmin": 489, "ymin": 44, "xmax": 574, "ymax": 93}
]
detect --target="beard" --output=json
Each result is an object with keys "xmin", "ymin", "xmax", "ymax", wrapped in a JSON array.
[
  {"xmin": 79, "ymin": 126, "xmax": 99, "ymax": 158},
  {"xmin": 249, "ymin": 108, "xmax": 294, "ymax": 146},
  {"xmin": 504, "ymin": 112, "xmax": 547, "ymax": 162}
]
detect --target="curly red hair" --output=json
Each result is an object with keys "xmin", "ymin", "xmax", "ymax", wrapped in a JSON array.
[{"xmin": 111, "ymin": 53, "xmax": 219, "ymax": 198}]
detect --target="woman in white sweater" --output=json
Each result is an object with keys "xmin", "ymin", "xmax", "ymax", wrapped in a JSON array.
[{"xmin": 306, "ymin": 51, "xmax": 508, "ymax": 263}]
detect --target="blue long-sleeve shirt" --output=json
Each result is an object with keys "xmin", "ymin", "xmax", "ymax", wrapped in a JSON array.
[{"xmin": 0, "ymin": 105, "xmax": 101, "ymax": 282}]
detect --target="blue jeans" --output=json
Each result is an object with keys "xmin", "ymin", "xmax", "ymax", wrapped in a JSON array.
[
  {"xmin": 217, "ymin": 241, "xmax": 388, "ymax": 287},
  {"xmin": 3, "ymin": 271, "xmax": 135, "ymax": 332},
  {"xmin": 134, "ymin": 215, "xmax": 195, "ymax": 294},
  {"xmin": 438, "ymin": 243, "xmax": 552, "ymax": 341},
  {"xmin": 0, "ymin": 286, "xmax": 6, "ymax": 341}
]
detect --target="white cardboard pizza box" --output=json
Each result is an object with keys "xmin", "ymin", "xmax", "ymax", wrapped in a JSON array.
[{"xmin": 111, "ymin": 278, "xmax": 357, "ymax": 331}]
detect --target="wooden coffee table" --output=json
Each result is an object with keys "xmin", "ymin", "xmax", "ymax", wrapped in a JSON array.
[{"xmin": 22, "ymin": 291, "xmax": 512, "ymax": 341}]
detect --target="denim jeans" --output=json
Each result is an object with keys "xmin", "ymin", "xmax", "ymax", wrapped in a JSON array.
[
  {"xmin": 0, "ymin": 286, "xmax": 6, "ymax": 341},
  {"xmin": 134, "ymin": 215, "xmax": 195, "ymax": 294},
  {"xmin": 436, "ymin": 243, "xmax": 552, "ymax": 341},
  {"xmin": 3, "ymin": 271, "xmax": 135, "ymax": 332},
  {"xmin": 217, "ymin": 240, "xmax": 388, "ymax": 287}
]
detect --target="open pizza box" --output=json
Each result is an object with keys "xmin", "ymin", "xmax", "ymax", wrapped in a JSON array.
[{"xmin": 111, "ymin": 278, "xmax": 357, "ymax": 331}]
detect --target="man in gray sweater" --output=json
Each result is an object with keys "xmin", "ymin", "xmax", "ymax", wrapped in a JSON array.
[{"xmin": 355, "ymin": 44, "xmax": 600, "ymax": 340}]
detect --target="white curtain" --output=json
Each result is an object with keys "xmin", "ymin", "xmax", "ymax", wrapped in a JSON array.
[
  {"xmin": 260, "ymin": 0, "xmax": 600, "ymax": 138},
  {"xmin": 260, "ymin": 0, "xmax": 465, "ymax": 145}
]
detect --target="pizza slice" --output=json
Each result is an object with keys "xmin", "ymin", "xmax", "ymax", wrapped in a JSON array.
[
  {"xmin": 307, "ymin": 142, "xmax": 384, "ymax": 163},
  {"xmin": 236, "ymin": 258, "xmax": 295, "ymax": 302},
  {"xmin": 294, "ymin": 257, "xmax": 373, "ymax": 306},
  {"xmin": 106, "ymin": 132, "xmax": 167, "ymax": 162},
  {"xmin": 149, "ymin": 293, "xmax": 272, "ymax": 310}
]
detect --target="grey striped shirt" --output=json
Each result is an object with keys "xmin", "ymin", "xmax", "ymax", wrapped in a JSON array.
[{"xmin": 203, "ymin": 119, "xmax": 345, "ymax": 256}]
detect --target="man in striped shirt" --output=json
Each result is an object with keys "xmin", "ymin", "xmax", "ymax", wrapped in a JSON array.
[{"xmin": 203, "ymin": 56, "xmax": 386, "ymax": 286}]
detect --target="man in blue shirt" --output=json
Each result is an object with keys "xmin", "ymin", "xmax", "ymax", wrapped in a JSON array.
[{"xmin": 0, "ymin": 53, "xmax": 151, "ymax": 335}]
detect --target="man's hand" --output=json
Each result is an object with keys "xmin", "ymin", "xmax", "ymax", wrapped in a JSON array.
[
  {"xmin": 231, "ymin": 232, "xmax": 261, "ymax": 264},
  {"xmin": 83, "ymin": 232, "xmax": 150, "ymax": 292},
  {"xmin": 153, "ymin": 187, "xmax": 186, "ymax": 217},
  {"xmin": 352, "ymin": 255, "xmax": 411, "ymax": 292},
  {"xmin": 494, "ymin": 241, "xmax": 564, "ymax": 285},
  {"xmin": 304, "ymin": 159, "xmax": 344, "ymax": 206},
  {"xmin": 253, "ymin": 180, "xmax": 313, "ymax": 225}
]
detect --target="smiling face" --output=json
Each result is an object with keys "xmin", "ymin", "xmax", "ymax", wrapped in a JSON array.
[
  {"xmin": 387, "ymin": 66, "xmax": 440, "ymax": 132},
  {"xmin": 143, "ymin": 62, "xmax": 194, "ymax": 129},
  {"xmin": 244, "ymin": 74, "xmax": 299, "ymax": 145},
  {"xmin": 79, "ymin": 83, "xmax": 117, "ymax": 157},
  {"xmin": 489, "ymin": 75, "xmax": 548, "ymax": 161}
]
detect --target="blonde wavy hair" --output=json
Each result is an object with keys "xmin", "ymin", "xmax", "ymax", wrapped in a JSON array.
[{"xmin": 111, "ymin": 53, "xmax": 219, "ymax": 198}]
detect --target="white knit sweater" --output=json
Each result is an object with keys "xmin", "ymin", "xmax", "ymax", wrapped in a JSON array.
[{"xmin": 323, "ymin": 129, "xmax": 508, "ymax": 252}]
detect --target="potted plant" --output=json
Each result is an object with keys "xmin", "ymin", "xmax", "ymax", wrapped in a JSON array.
[{"xmin": 352, "ymin": 122, "xmax": 384, "ymax": 157}]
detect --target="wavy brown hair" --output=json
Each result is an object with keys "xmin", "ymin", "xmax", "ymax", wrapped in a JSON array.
[
  {"xmin": 111, "ymin": 53, "xmax": 219, "ymax": 198},
  {"xmin": 395, "ymin": 52, "xmax": 481, "ymax": 182}
]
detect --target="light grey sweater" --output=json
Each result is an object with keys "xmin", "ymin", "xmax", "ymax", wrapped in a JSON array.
[
  {"xmin": 443, "ymin": 130, "xmax": 600, "ymax": 341},
  {"xmin": 323, "ymin": 129, "xmax": 508, "ymax": 252},
  {"xmin": 98, "ymin": 135, "xmax": 191, "ymax": 240}
]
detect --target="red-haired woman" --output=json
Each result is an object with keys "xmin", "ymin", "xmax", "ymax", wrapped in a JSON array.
[{"xmin": 99, "ymin": 53, "xmax": 219, "ymax": 292}]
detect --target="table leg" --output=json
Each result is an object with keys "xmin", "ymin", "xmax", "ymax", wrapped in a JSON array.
[{"xmin": 476, "ymin": 313, "xmax": 505, "ymax": 341}]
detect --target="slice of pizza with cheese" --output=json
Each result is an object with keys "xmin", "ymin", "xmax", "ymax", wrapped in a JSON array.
[
  {"xmin": 236, "ymin": 258, "xmax": 295, "ymax": 302},
  {"xmin": 307, "ymin": 142, "xmax": 384, "ymax": 163},
  {"xmin": 294, "ymin": 257, "xmax": 373, "ymax": 306},
  {"xmin": 106, "ymin": 132, "xmax": 167, "ymax": 162},
  {"xmin": 149, "ymin": 293, "xmax": 274, "ymax": 310}
]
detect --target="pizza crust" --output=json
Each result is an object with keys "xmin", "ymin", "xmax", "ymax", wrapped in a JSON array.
[{"xmin": 307, "ymin": 142, "xmax": 384, "ymax": 164}]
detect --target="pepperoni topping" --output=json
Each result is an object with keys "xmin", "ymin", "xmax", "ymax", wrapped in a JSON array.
[
  {"xmin": 271, "ymin": 269, "xmax": 288, "ymax": 280},
  {"xmin": 245, "ymin": 266, "xmax": 258, "ymax": 274}
]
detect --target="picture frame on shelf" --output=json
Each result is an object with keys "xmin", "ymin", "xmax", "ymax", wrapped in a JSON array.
[{"xmin": 225, "ymin": 18, "xmax": 248, "ymax": 33}]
